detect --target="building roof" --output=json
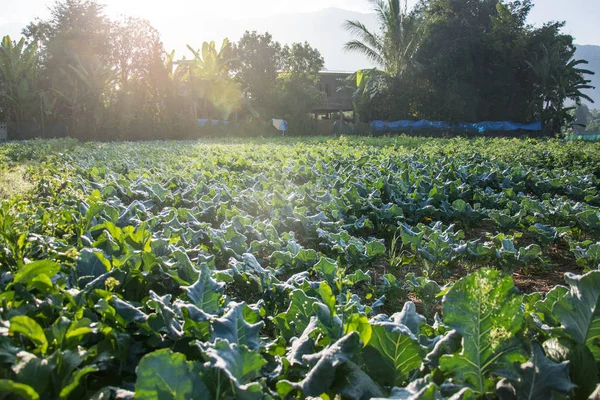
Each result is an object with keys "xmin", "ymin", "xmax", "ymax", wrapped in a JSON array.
[{"xmin": 318, "ymin": 70, "xmax": 355, "ymax": 75}]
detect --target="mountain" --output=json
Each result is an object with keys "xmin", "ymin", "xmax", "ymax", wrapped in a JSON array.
[{"xmin": 574, "ymin": 45, "xmax": 600, "ymax": 106}]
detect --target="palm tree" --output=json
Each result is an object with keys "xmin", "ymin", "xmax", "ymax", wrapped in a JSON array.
[
  {"xmin": 344, "ymin": 0, "xmax": 420, "ymax": 80},
  {"xmin": 343, "ymin": 0, "xmax": 421, "ymax": 121}
]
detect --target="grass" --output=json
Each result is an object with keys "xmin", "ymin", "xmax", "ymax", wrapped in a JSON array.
[{"xmin": 0, "ymin": 164, "xmax": 33, "ymax": 198}]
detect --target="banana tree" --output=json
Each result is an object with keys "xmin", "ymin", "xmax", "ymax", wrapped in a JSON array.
[
  {"xmin": 528, "ymin": 44, "xmax": 595, "ymax": 133},
  {"xmin": 53, "ymin": 53, "xmax": 116, "ymax": 138},
  {"xmin": 0, "ymin": 36, "xmax": 39, "ymax": 124},
  {"xmin": 176, "ymin": 39, "xmax": 242, "ymax": 120}
]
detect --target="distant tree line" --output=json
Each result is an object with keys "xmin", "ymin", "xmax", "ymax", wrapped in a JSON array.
[
  {"xmin": 345, "ymin": 0, "xmax": 595, "ymax": 134},
  {"xmin": 0, "ymin": 0, "xmax": 325, "ymax": 139},
  {"xmin": 0, "ymin": 0, "xmax": 595, "ymax": 139}
]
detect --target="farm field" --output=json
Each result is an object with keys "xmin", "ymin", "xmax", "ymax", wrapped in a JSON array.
[{"xmin": 1, "ymin": 136, "xmax": 600, "ymax": 399}]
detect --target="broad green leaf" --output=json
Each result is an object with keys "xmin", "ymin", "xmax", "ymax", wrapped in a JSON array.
[
  {"xmin": 543, "ymin": 338, "xmax": 599, "ymax": 400},
  {"xmin": 393, "ymin": 301, "xmax": 426, "ymax": 336},
  {"xmin": 279, "ymin": 332, "xmax": 361, "ymax": 397},
  {"xmin": 424, "ymin": 330, "xmax": 462, "ymax": 370},
  {"xmin": 440, "ymin": 269, "xmax": 526, "ymax": 395},
  {"xmin": 362, "ymin": 324, "xmax": 423, "ymax": 387},
  {"xmin": 344, "ymin": 314, "xmax": 372, "ymax": 346},
  {"xmin": 181, "ymin": 264, "xmax": 224, "ymax": 315},
  {"xmin": 135, "ymin": 349, "xmax": 208, "ymax": 400},
  {"xmin": 331, "ymin": 361, "xmax": 384, "ymax": 399},
  {"xmin": 534, "ymin": 285, "xmax": 569, "ymax": 326},
  {"xmin": 275, "ymin": 289, "xmax": 319, "ymax": 340},
  {"xmin": 76, "ymin": 248, "xmax": 111, "ymax": 286},
  {"xmin": 496, "ymin": 342, "xmax": 574, "ymax": 400},
  {"xmin": 147, "ymin": 291, "xmax": 184, "ymax": 340},
  {"xmin": 59, "ymin": 366, "xmax": 99, "ymax": 399},
  {"xmin": 112, "ymin": 295, "xmax": 149, "ymax": 324},
  {"xmin": 9, "ymin": 316, "xmax": 48, "ymax": 354},
  {"xmin": 13, "ymin": 260, "xmax": 61, "ymax": 286},
  {"xmin": 0, "ymin": 380, "xmax": 39, "ymax": 400},
  {"xmin": 288, "ymin": 317, "xmax": 319, "ymax": 365},
  {"xmin": 344, "ymin": 269, "xmax": 371, "ymax": 286},
  {"xmin": 11, "ymin": 351, "xmax": 51, "ymax": 394},
  {"xmin": 406, "ymin": 273, "xmax": 441, "ymax": 304},
  {"xmin": 212, "ymin": 302, "xmax": 264, "ymax": 350},
  {"xmin": 65, "ymin": 318, "xmax": 93, "ymax": 342},
  {"xmin": 314, "ymin": 301, "xmax": 343, "ymax": 340},
  {"xmin": 554, "ymin": 271, "xmax": 600, "ymax": 361},
  {"xmin": 366, "ymin": 240, "xmax": 386, "ymax": 257},
  {"xmin": 313, "ymin": 257, "xmax": 338, "ymax": 284},
  {"xmin": 202, "ymin": 339, "xmax": 266, "ymax": 399},
  {"xmin": 318, "ymin": 281, "xmax": 336, "ymax": 314}
]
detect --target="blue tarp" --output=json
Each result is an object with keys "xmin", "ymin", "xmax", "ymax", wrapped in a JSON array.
[{"xmin": 371, "ymin": 120, "xmax": 542, "ymax": 133}]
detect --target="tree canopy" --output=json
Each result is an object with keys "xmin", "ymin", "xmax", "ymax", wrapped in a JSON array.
[
  {"xmin": 345, "ymin": 0, "xmax": 595, "ymax": 132},
  {"xmin": 0, "ymin": 0, "xmax": 595, "ymax": 139}
]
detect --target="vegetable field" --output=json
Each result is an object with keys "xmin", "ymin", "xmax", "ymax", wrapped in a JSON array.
[{"xmin": 1, "ymin": 136, "xmax": 600, "ymax": 400}]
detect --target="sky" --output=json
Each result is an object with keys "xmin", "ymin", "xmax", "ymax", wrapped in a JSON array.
[{"xmin": 1, "ymin": 0, "xmax": 599, "ymax": 49}]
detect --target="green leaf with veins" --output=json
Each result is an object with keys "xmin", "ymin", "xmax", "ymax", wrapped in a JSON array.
[
  {"xmin": 496, "ymin": 341, "xmax": 575, "ymax": 400},
  {"xmin": 275, "ymin": 289, "xmax": 320, "ymax": 340},
  {"xmin": 534, "ymin": 285, "xmax": 569, "ymax": 326},
  {"xmin": 362, "ymin": 324, "xmax": 423, "ymax": 387},
  {"xmin": 181, "ymin": 263, "xmax": 224, "ymax": 315},
  {"xmin": 440, "ymin": 269, "xmax": 527, "ymax": 395},
  {"xmin": 134, "ymin": 348, "xmax": 208, "ymax": 400},
  {"xmin": 202, "ymin": 339, "xmax": 266, "ymax": 400},
  {"xmin": 278, "ymin": 332, "xmax": 361, "ymax": 397},
  {"xmin": 554, "ymin": 271, "xmax": 600, "ymax": 361},
  {"xmin": 13, "ymin": 260, "xmax": 61, "ymax": 287},
  {"xmin": 212, "ymin": 302, "xmax": 264, "ymax": 350},
  {"xmin": 147, "ymin": 291, "xmax": 184, "ymax": 340},
  {"xmin": 313, "ymin": 257, "xmax": 338, "ymax": 285}
]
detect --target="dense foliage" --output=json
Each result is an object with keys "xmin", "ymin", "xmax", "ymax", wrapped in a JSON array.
[
  {"xmin": 0, "ymin": 0, "xmax": 596, "ymax": 140},
  {"xmin": 0, "ymin": 0, "xmax": 325, "ymax": 140},
  {"xmin": 1, "ymin": 136, "xmax": 600, "ymax": 399},
  {"xmin": 345, "ymin": 0, "xmax": 595, "ymax": 132}
]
